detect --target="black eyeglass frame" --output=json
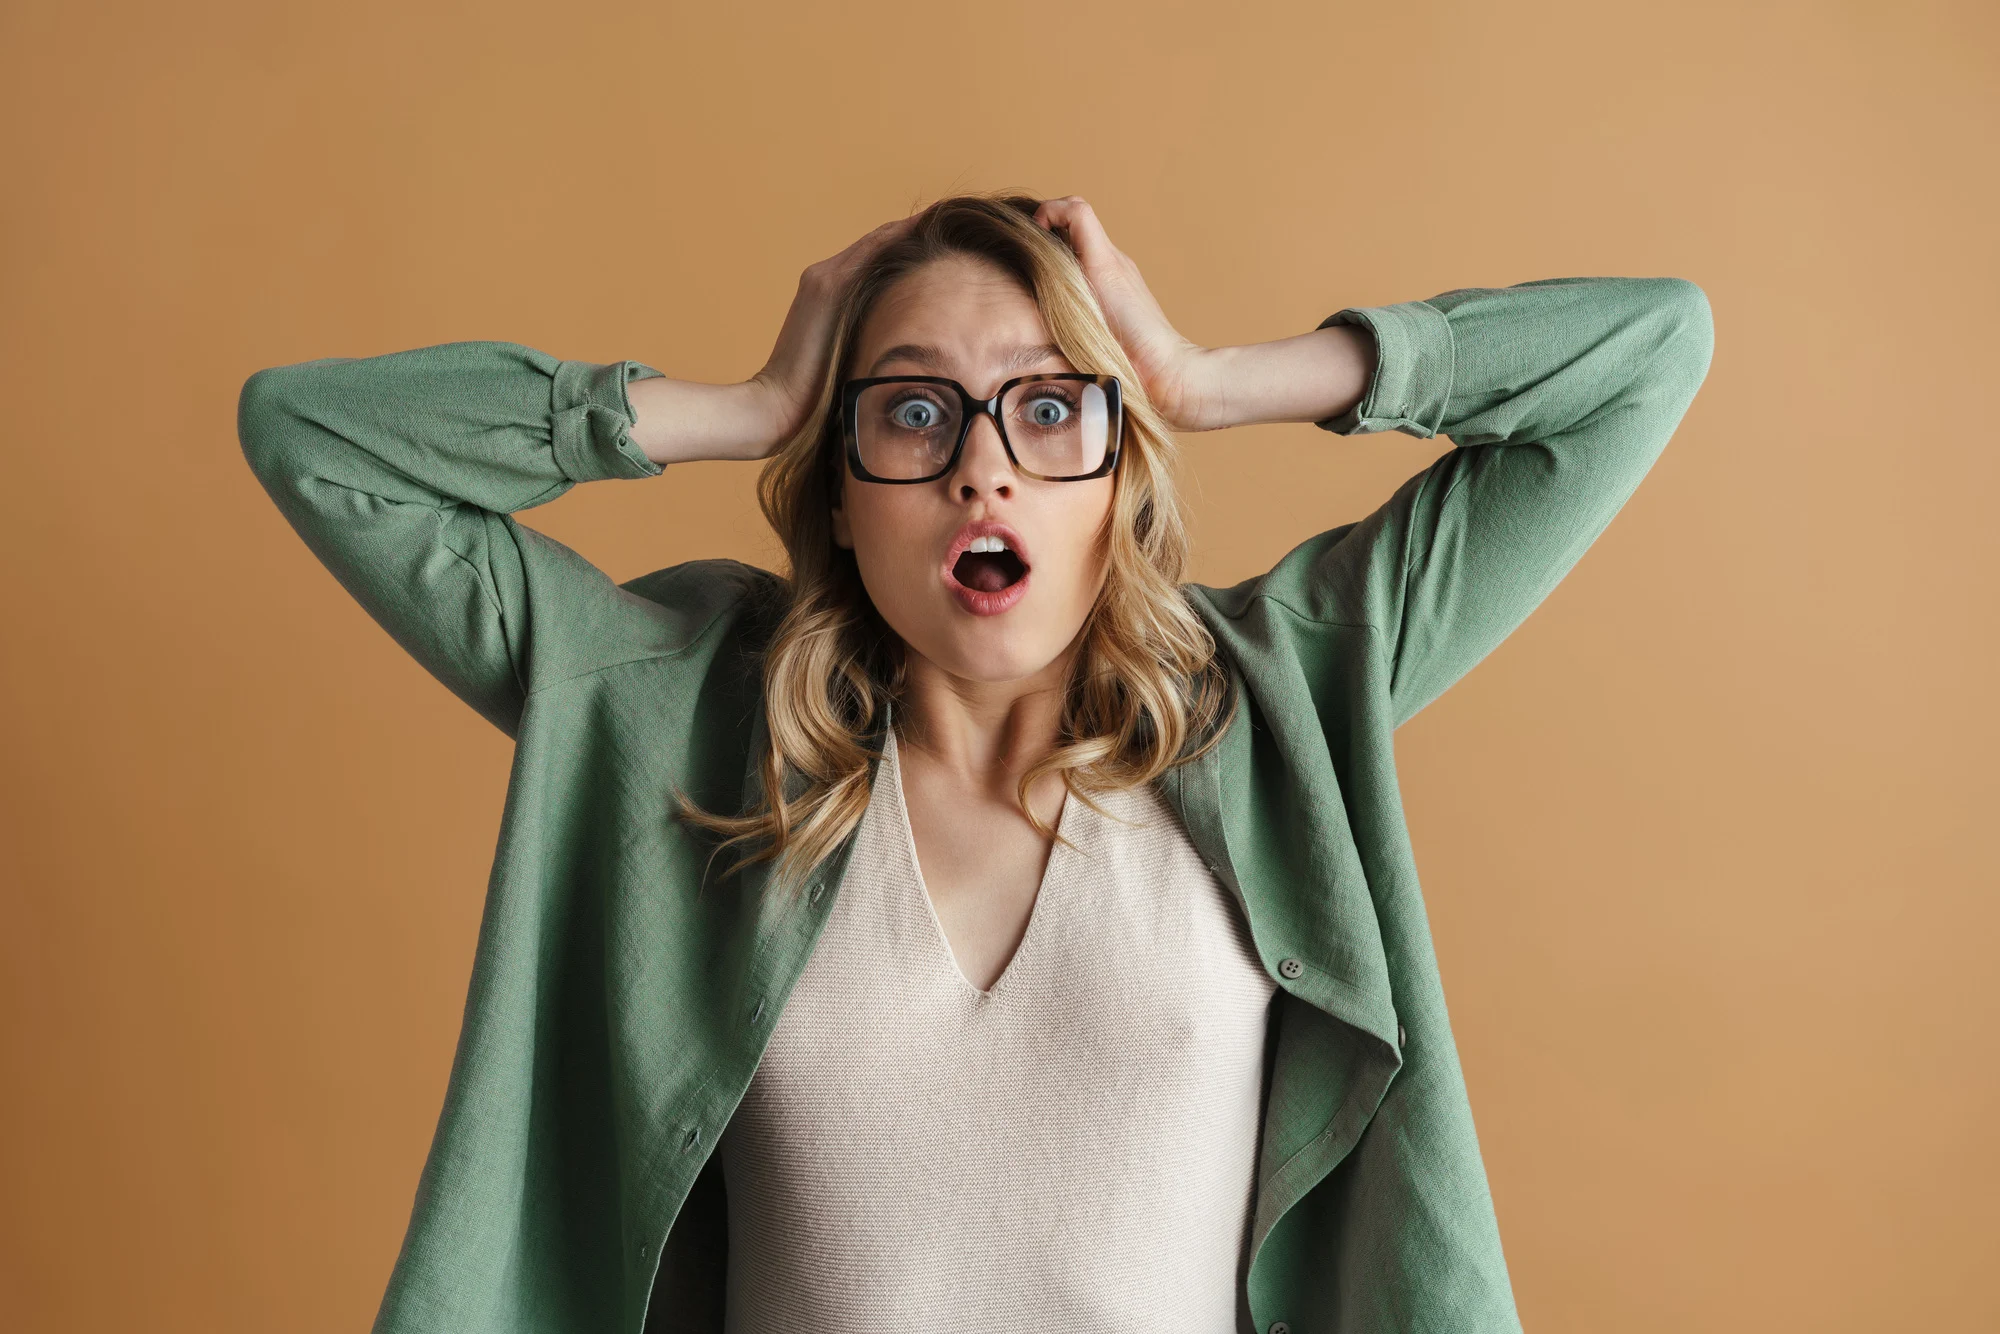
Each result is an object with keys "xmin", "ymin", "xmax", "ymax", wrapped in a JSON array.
[{"xmin": 836, "ymin": 373, "xmax": 1124, "ymax": 484}]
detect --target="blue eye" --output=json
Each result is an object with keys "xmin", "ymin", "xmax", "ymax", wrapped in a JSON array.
[
  {"xmin": 1026, "ymin": 395, "xmax": 1072, "ymax": 427},
  {"xmin": 892, "ymin": 399, "xmax": 944, "ymax": 430}
]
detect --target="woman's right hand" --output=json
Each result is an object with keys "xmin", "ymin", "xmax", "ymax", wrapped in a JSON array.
[
  {"xmin": 747, "ymin": 214, "xmax": 919, "ymax": 454},
  {"xmin": 628, "ymin": 213, "xmax": 917, "ymax": 468}
]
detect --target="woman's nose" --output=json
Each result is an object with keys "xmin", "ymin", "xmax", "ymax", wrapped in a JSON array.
[{"xmin": 950, "ymin": 415, "xmax": 1014, "ymax": 501}]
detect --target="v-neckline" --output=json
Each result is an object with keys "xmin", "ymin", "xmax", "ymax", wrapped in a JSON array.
[{"xmin": 884, "ymin": 728, "xmax": 1073, "ymax": 1001}]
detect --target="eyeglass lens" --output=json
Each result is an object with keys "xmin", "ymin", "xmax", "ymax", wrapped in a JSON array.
[{"xmin": 853, "ymin": 379, "xmax": 1113, "ymax": 480}]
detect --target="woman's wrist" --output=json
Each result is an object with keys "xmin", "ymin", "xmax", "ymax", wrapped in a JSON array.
[{"xmin": 1179, "ymin": 325, "xmax": 1378, "ymax": 432}]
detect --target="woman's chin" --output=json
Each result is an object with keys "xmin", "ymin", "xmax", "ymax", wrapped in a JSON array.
[
  {"xmin": 916, "ymin": 624, "xmax": 1073, "ymax": 689},
  {"xmin": 875, "ymin": 584, "xmax": 1087, "ymax": 690}
]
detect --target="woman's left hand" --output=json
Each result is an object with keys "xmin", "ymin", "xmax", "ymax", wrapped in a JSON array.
[{"xmin": 1033, "ymin": 196, "xmax": 1221, "ymax": 432}]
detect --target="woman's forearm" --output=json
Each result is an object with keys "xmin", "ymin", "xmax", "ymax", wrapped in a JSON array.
[
  {"xmin": 626, "ymin": 375, "xmax": 794, "ymax": 467},
  {"xmin": 1180, "ymin": 324, "xmax": 1378, "ymax": 432}
]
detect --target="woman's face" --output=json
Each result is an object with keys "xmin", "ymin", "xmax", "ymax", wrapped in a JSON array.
[{"xmin": 831, "ymin": 254, "xmax": 1116, "ymax": 687}]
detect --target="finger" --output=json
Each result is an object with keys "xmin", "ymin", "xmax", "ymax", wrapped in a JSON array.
[
  {"xmin": 813, "ymin": 213, "xmax": 918, "ymax": 286},
  {"xmin": 868, "ymin": 212, "xmax": 918, "ymax": 242},
  {"xmin": 1032, "ymin": 196, "xmax": 1082, "ymax": 238},
  {"xmin": 1034, "ymin": 196, "xmax": 1112, "ymax": 266},
  {"xmin": 838, "ymin": 214, "xmax": 915, "ymax": 264}
]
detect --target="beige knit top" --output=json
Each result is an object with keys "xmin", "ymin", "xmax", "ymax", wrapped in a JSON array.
[{"xmin": 716, "ymin": 728, "xmax": 1278, "ymax": 1333}]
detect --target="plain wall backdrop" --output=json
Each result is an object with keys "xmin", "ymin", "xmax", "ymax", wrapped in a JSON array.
[{"xmin": 2, "ymin": 1, "xmax": 1994, "ymax": 1330}]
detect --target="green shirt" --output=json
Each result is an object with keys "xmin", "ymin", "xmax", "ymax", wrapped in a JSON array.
[{"xmin": 238, "ymin": 273, "xmax": 1713, "ymax": 1334}]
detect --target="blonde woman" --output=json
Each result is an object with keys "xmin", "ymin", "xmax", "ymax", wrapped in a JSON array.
[{"xmin": 239, "ymin": 193, "xmax": 1713, "ymax": 1334}]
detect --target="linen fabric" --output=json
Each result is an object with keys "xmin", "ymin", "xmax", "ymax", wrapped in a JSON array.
[{"xmin": 236, "ymin": 274, "xmax": 1714, "ymax": 1333}]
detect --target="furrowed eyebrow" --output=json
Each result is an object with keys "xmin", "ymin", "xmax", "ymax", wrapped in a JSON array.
[
  {"xmin": 867, "ymin": 344, "xmax": 945, "ymax": 374},
  {"xmin": 1002, "ymin": 342, "xmax": 1067, "ymax": 372},
  {"xmin": 866, "ymin": 342, "xmax": 1068, "ymax": 377}
]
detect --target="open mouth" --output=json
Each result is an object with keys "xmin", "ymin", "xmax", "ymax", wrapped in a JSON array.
[
  {"xmin": 943, "ymin": 527, "xmax": 1032, "ymax": 615},
  {"xmin": 952, "ymin": 541, "xmax": 1028, "ymax": 594}
]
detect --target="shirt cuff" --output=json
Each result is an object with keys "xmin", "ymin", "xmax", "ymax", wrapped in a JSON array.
[
  {"xmin": 550, "ymin": 359, "xmax": 668, "ymax": 482},
  {"xmin": 1311, "ymin": 299, "xmax": 1454, "ymax": 439}
]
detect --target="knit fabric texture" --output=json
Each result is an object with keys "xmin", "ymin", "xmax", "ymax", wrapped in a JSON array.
[{"xmin": 718, "ymin": 728, "xmax": 1278, "ymax": 1333}]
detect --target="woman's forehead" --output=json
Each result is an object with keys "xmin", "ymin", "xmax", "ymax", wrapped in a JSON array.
[{"xmin": 854, "ymin": 256, "xmax": 1068, "ymax": 378}]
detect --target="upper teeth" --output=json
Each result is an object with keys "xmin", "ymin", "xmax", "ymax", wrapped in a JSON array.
[{"xmin": 968, "ymin": 535, "xmax": 1011, "ymax": 554}]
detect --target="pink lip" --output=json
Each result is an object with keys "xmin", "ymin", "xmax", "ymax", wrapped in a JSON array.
[{"xmin": 941, "ymin": 519, "xmax": 1033, "ymax": 617}]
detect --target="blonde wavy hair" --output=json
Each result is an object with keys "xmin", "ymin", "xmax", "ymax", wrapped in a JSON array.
[{"xmin": 682, "ymin": 192, "xmax": 1230, "ymax": 897}]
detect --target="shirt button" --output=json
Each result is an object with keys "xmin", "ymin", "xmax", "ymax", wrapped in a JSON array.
[
  {"xmin": 681, "ymin": 1127, "xmax": 701, "ymax": 1152},
  {"xmin": 1270, "ymin": 1322, "xmax": 1292, "ymax": 1334},
  {"xmin": 1278, "ymin": 957, "xmax": 1304, "ymax": 980},
  {"xmin": 750, "ymin": 998, "xmax": 765, "ymax": 1025},
  {"xmin": 1398, "ymin": 1023, "xmax": 1408, "ymax": 1048},
  {"xmin": 808, "ymin": 881, "xmax": 825, "ymax": 903}
]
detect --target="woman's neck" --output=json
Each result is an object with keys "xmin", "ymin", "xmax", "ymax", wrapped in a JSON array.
[{"xmin": 894, "ymin": 645, "xmax": 1074, "ymax": 809}]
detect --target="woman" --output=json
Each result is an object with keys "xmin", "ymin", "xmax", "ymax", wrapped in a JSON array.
[{"xmin": 239, "ymin": 193, "xmax": 1713, "ymax": 1334}]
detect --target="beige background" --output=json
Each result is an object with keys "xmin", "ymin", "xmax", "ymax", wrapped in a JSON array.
[{"xmin": 3, "ymin": 1, "xmax": 1995, "ymax": 1329}]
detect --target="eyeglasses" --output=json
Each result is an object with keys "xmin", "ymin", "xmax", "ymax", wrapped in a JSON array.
[{"xmin": 837, "ymin": 373, "xmax": 1123, "ymax": 483}]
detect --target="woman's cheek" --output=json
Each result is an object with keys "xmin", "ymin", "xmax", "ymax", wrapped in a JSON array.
[
  {"xmin": 862, "ymin": 538, "xmax": 924, "ymax": 626},
  {"xmin": 885, "ymin": 530, "xmax": 954, "ymax": 642},
  {"xmin": 1057, "ymin": 494, "xmax": 1114, "ymax": 621}
]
